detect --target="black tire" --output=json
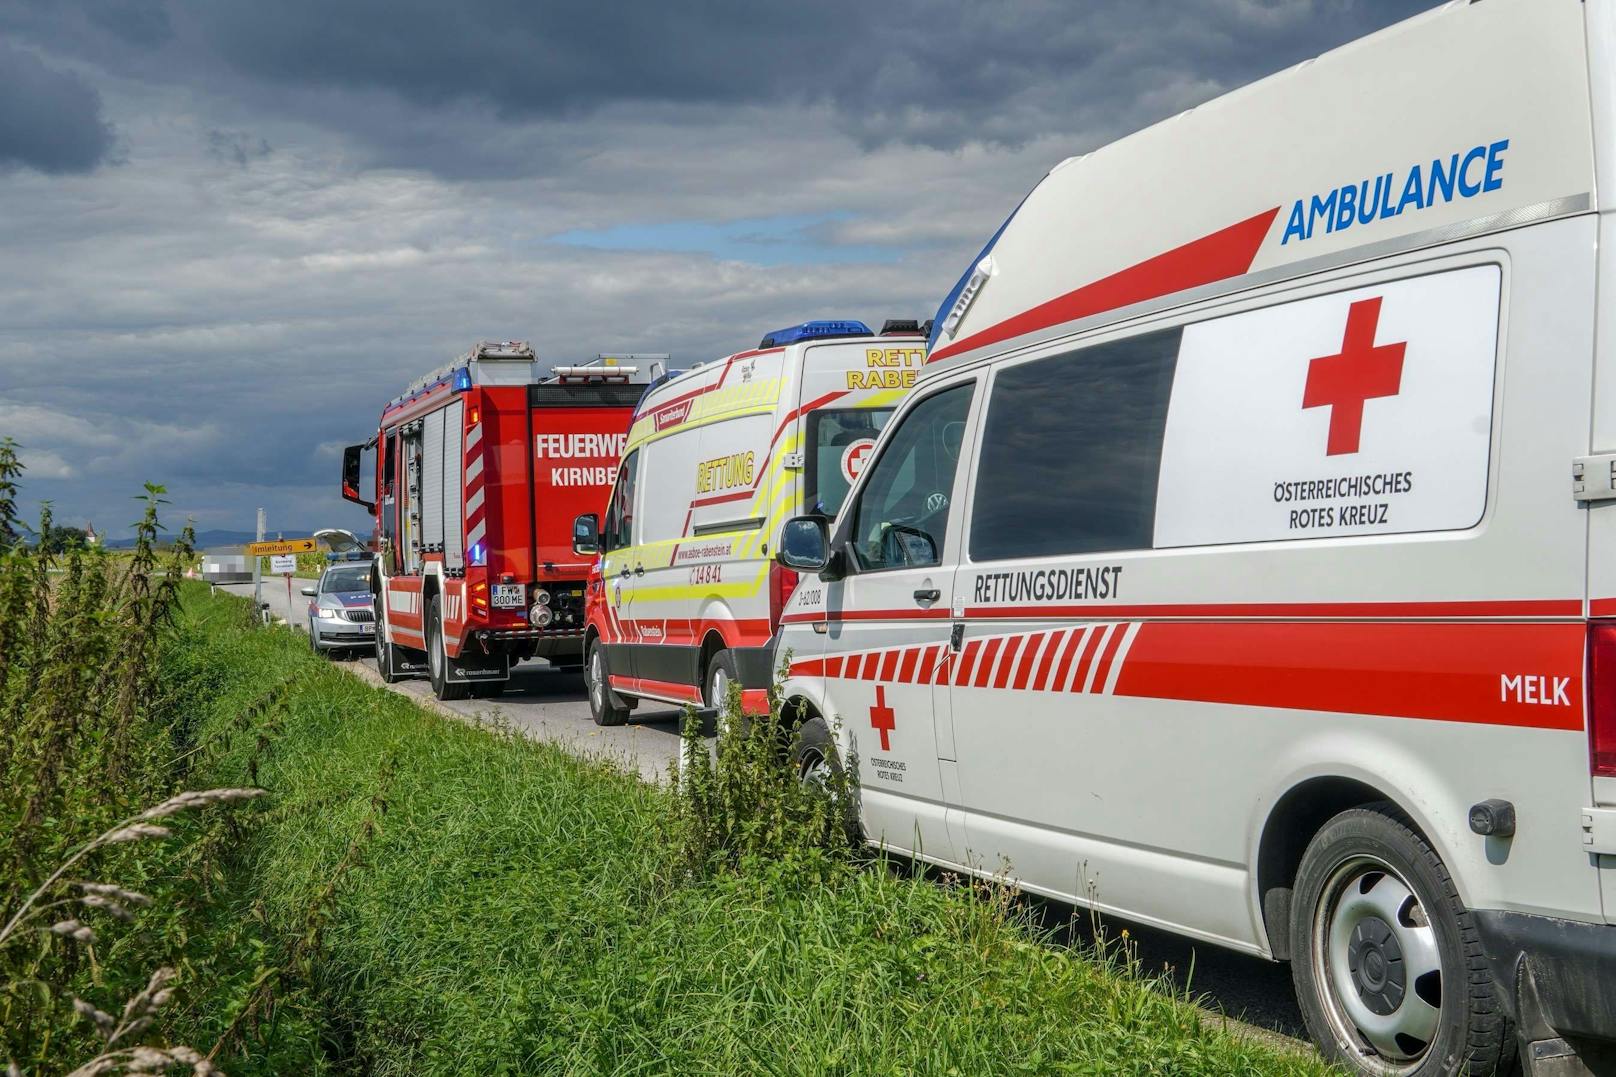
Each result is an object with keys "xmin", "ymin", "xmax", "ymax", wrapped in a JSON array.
[
  {"xmin": 1290, "ymin": 802, "xmax": 1513, "ymax": 1077},
  {"xmin": 308, "ymin": 620, "xmax": 319, "ymax": 654},
  {"xmin": 789, "ymin": 715, "xmax": 839, "ymax": 784},
  {"xmin": 789, "ymin": 715, "xmax": 860, "ymax": 845},
  {"xmin": 426, "ymin": 595, "xmax": 470, "ymax": 701},
  {"xmin": 703, "ymin": 649, "xmax": 739, "ymax": 714},
  {"xmin": 586, "ymin": 638, "xmax": 630, "ymax": 726},
  {"xmin": 374, "ymin": 596, "xmax": 407, "ymax": 684}
]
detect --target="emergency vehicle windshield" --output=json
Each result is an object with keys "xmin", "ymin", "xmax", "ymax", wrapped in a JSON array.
[
  {"xmin": 806, "ymin": 408, "xmax": 893, "ymax": 517},
  {"xmin": 320, "ymin": 566, "xmax": 370, "ymax": 594}
]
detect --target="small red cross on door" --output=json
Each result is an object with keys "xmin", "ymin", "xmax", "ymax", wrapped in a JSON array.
[
  {"xmin": 1302, "ymin": 296, "xmax": 1406, "ymax": 456},
  {"xmin": 869, "ymin": 684, "xmax": 896, "ymax": 752}
]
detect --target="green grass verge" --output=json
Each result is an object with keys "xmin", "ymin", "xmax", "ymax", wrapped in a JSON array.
[{"xmin": 175, "ymin": 584, "xmax": 1329, "ymax": 1075}]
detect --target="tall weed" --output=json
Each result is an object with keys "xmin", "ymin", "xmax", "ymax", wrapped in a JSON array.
[
  {"xmin": 668, "ymin": 678, "xmax": 858, "ymax": 879},
  {"xmin": 0, "ymin": 460, "xmax": 321, "ymax": 1073}
]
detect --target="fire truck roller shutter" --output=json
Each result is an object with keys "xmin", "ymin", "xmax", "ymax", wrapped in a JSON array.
[
  {"xmin": 442, "ymin": 400, "xmax": 465, "ymax": 569},
  {"xmin": 422, "ymin": 408, "xmax": 446, "ymax": 550}
]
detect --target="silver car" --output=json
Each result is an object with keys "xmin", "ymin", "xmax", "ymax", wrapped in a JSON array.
[{"xmin": 302, "ymin": 562, "xmax": 375, "ymax": 657}]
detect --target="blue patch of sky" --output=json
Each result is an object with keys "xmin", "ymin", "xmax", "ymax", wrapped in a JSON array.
[{"xmin": 548, "ymin": 212, "xmax": 901, "ymax": 265}]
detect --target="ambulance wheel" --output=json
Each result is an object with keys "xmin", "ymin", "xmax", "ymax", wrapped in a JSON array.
[
  {"xmin": 426, "ymin": 595, "xmax": 470, "ymax": 702},
  {"xmin": 789, "ymin": 715, "xmax": 860, "ymax": 844},
  {"xmin": 586, "ymin": 639, "xmax": 629, "ymax": 726},
  {"xmin": 1290, "ymin": 803, "xmax": 1512, "ymax": 1077},
  {"xmin": 703, "ymin": 649, "xmax": 739, "ymax": 718},
  {"xmin": 790, "ymin": 716, "xmax": 840, "ymax": 787}
]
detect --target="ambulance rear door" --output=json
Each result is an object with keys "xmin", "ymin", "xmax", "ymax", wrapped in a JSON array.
[{"xmin": 795, "ymin": 339, "xmax": 924, "ymax": 520}]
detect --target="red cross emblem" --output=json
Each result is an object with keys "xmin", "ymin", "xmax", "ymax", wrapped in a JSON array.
[
  {"xmin": 1302, "ymin": 297, "xmax": 1406, "ymax": 456},
  {"xmin": 869, "ymin": 684, "xmax": 896, "ymax": 752}
]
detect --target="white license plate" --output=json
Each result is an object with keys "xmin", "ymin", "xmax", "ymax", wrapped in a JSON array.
[{"xmin": 491, "ymin": 583, "xmax": 526, "ymax": 609}]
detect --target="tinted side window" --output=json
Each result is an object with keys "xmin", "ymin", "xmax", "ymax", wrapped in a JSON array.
[
  {"xmin": 849, "ymin": 383, "xmax": 973, "ymax": 572},
  {"xmin": 602, "ymin": 449, "xmax": 639, "ymax": 551},
  {"xmin": 970, "ymin": 328, "xmax": 1180, "ymax": 561}
]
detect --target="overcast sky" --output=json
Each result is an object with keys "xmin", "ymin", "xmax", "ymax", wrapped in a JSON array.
[{"xmin": 0, "ymin": 0, "xmax": 1430, "ymax": 541}]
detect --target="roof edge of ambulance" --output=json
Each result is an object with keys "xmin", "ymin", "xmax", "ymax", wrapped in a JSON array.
[
  {"xmin": 922, "ymin": 0, "xmax": 1584, "ymax": 381},
  {"xmin": 631, "ymin": 328, "xmax": 927, "ymax": 417}
]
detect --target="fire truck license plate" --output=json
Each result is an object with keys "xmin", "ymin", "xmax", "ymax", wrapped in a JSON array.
[{"xmin": 492, "ymin": 584, "xmax": 526, "ymax": 609}]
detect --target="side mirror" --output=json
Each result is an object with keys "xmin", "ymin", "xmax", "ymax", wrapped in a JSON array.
[
  {"xmin": 572, "ymin": 513, "xmax": 600, "ymax": 556},
  {"xmin": 777, "ymin": 516, "xmax": 830, "ymax": 573},
  {"xmin": 340, "ymin": 444, "xmax": 376, "ymax": 514},
  {"xmin": 300, "ymin": 586, "xmax": 317, "ymax": 597}
]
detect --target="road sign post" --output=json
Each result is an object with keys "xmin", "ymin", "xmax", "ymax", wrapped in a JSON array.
[{"xmin": 252, "ymin": 509, "xmax": 265, "ymax": 624}]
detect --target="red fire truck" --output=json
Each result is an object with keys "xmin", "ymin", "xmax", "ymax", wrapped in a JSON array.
[{"xmin": 340, "ymin": 342, "xmax": 649, "ymax": 700}]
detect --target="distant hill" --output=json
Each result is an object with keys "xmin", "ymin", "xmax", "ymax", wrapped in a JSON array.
[{"xmin": 103, "ymin": 528, "xmax": 320, "ymax": 551}]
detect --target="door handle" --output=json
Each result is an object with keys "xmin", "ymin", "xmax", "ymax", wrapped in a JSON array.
[
  {"xmin": 634, "ymin": 564, "xmax": 645, "ymax": 577},
  {"xmin": 620, "ymin": 567, "xmax": 632, "ymax": 579},
  {"xmin": 913, "ymin": 588, "xmax": 941, "ymax": 603}
]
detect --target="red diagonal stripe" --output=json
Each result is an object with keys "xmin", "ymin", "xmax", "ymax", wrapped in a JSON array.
[
  {"xmin": 973, "ymin": 637, "xmax": 1004, "ymax": 688},
  {"xmin": 1088, "ymin": 623, "xmax": 1130, "ymax": 694},
  {"xmin": 1012, "ymin": 632, "xmax": 1047, "ymax": 690},
  {"xmin": 1048, "ymin": 628, "xmax": 1086, "ymax": 691},
  {"xmin": 1067, "ymin": 627, "xmax": 1106, "ymax": 692},
  {"xmin": 1032, "ymin": 630, "xmax": 1068, "ymax": 692},
  {"xmin": 790, "ymin": 658, "xmax": 826, "ymax": 678},
  {"xmin": 929, "ymin": 207, "xmax": 1280, "ymax": 364},
  {"xmin": 993, "ymin": 635, "xmax": 1026, "ymax": 689},
  {"xmin": 897, "ymin": 647, "xmax": 920, "ymax": 684},
  {"xmin": 955, "ymin": 639, "xmax": 982, "ymax": 685},
  {"xmin": 916, "ymin": 644, "xmax": 941, "ymax": 685}
]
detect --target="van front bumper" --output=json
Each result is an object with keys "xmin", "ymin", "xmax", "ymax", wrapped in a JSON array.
[{"xmin": 1472, "ymin": 909, "xmax": 1616, "ymax": 1056}]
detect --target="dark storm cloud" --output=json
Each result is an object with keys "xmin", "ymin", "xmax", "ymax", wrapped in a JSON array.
[
  {"xmin": 6, "ymin": 0, "xmax": 1435, "ymax": 167},
  {"xmin": 0, "ymin": 41, "xmax": 116, "ymax": 173},
  {"xmin": 184, "ymin": 0, "xmax": 1436, "ymax": 149},
  {"xmin": 0, "ymin": 0, "xmax": 1442, "ymax": 531}
]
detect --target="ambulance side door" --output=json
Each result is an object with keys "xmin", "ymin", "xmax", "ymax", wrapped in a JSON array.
[{"xmin": 821, "ymin": 377, "xmax": 978, "ymax": 864}]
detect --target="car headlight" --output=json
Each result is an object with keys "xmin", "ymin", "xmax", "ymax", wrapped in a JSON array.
[{"xmin": 318, "ymin": 607, "xmax": 343, "ymax": 620}]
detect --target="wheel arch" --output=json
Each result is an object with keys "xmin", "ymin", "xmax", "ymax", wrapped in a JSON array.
[
  {"xmin": 698, "ymin": 628, "xmax": 729, "ymax": 685},
  {"xmin": 1255, "ymin": 774, "xmax": 1447, "ymax": 961}
]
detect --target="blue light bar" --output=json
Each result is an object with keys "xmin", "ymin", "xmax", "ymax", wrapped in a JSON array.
[
  {"xmin": 758, "ymin": 320, "xmax": 873, "ymax": 349},
  {"xmin": 452, "ymin": 366, "xmax": 473, "ymax": 392},
  {"xmin": 468, "ymin": 542, "xmax": 487, "ymax": 567}
]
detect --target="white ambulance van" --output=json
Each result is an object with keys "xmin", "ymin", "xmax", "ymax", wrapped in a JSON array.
[
  {"xmin": 775, "ymin": 1, "xmax": 1616, "ymax": 1072},
  {"xmin": 573, "ymin": 319, "xmax": 927, "ymax": 724}
]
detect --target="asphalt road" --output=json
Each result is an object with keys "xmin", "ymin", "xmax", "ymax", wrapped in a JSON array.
[{"xmin": 214, "ymin": 576, "xmax": 1308, "ymax": 1049}]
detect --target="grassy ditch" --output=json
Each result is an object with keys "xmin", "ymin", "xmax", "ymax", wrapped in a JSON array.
[{"xmin": 169, "ymin": 584, "xmax": 1329, "ymax": 1076}]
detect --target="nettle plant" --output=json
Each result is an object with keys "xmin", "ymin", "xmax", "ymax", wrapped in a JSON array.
[{"xmin": 668, "ymin": 660, "xmax": 860, "ymax": 878}]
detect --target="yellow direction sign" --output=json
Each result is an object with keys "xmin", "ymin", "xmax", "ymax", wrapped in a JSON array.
[{"xmin": 246, "ymin": 538, "xmax": 317, "ymax": 556}]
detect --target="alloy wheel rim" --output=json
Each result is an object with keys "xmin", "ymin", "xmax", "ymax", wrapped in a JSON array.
[
  {"xmin": 798, "ymin": 746, "xmax": 831, "ymax": 789},
  {"xmin": 589, "ymin": 649, "xmax": 604, "ymax": 710},
  {"xmin": 1313, "ymin": 855, "xmax": 1443, "ymax": 1073}
]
